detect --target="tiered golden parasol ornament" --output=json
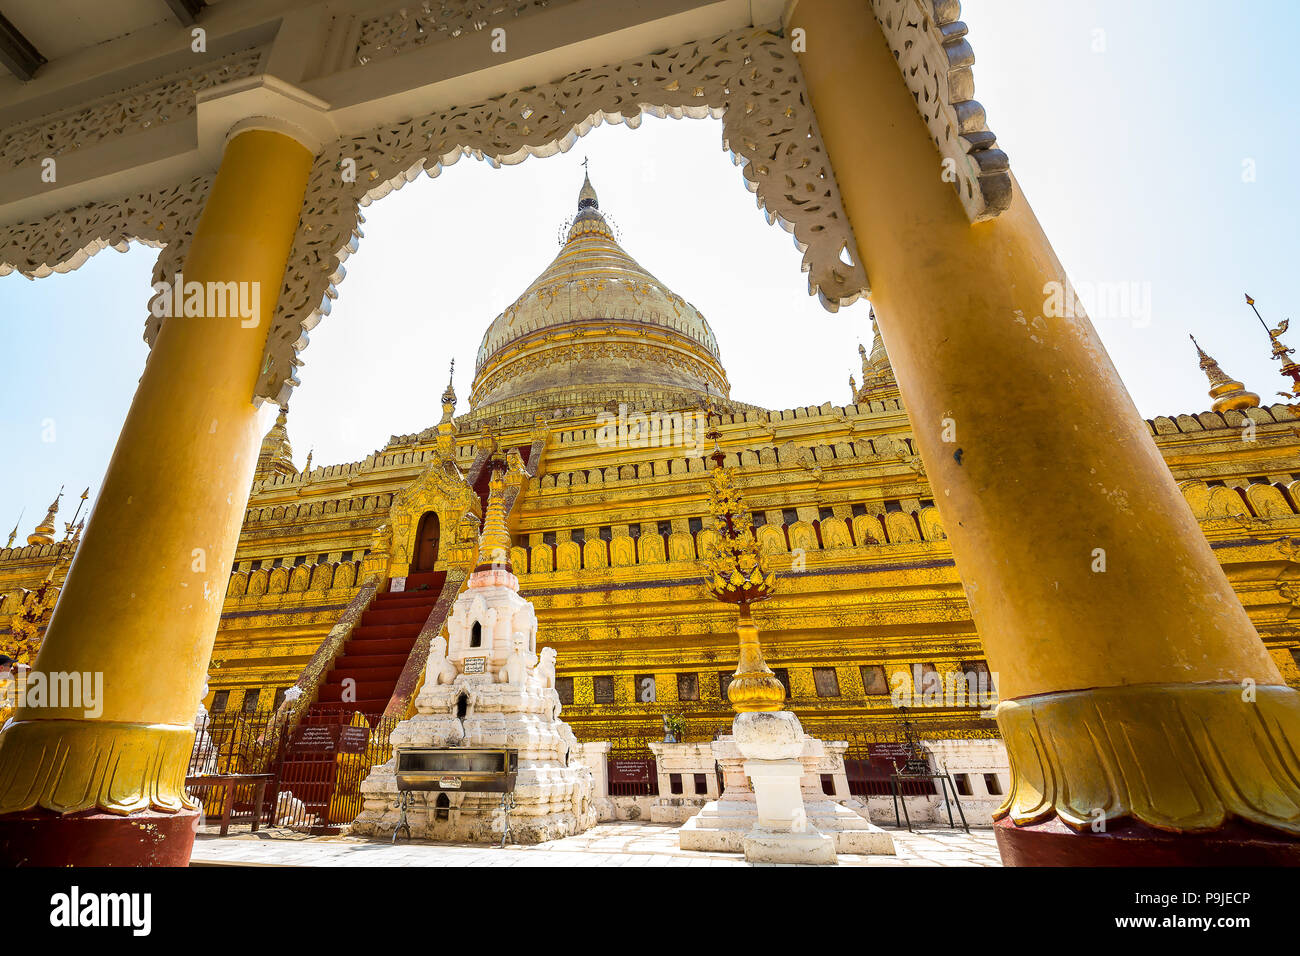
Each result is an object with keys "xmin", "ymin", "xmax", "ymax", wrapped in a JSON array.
[{"xmin": 700, "ymin": 399, "xmax": 783, "ymax": 713}]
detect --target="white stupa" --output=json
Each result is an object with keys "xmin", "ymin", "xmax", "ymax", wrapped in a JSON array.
[{"xmin": 351, "ymin": 466, "xmax": 596, "ymax": 843}]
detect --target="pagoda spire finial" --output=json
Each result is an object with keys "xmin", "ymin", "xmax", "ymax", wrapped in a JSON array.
[
  {"xmin": 474, "ymin": 464, "xmax": 514, "ymax": 572},
  {"xmin": 578, "ymin": 162, "xmax": 598, "ymax": 211},
  {"xmin": 1190, "ymin": 334, "xmax": 1260, "ymax": 413},
  {"xmin": 441, "ymin": 358, "xmax": 457, "ymax": 411}
]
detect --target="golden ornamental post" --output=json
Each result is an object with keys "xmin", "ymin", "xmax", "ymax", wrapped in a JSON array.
[{"xmin": 700, "ymin": 400, "xmax": 783, "ymax": 714}]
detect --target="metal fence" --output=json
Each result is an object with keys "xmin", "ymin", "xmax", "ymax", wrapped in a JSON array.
[{"xmin": 185, "ymin": 708, "xmax": 400, "ymax": 834}]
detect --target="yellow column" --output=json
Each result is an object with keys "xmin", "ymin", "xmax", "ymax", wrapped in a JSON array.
[
  {"xmin": 791, "ymin": 0, "xmax": 1300, "ymax": 863},
  {"xmin": 0, "ymin": 128, "xmax": 312, "ymax": 865}
]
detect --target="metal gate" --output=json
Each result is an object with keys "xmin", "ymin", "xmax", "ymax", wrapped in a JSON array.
[{"xmin": 186, "ymin": 708, "xmax": 399, "ymax": 834}]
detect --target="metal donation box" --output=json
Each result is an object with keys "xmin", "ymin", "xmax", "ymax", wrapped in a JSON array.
[{"xmin": 395, "ymin": 748, "xmax": 519, "ymax": 793}]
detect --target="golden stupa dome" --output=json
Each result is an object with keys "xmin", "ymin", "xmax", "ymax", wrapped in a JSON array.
[{"xmin": 469, "ymin": 173, "xmax": 730, "ymax": 417}]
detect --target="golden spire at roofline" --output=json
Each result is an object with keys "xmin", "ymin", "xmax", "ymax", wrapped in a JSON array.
[
  {"xmin": 27, "ymin": 487, "xmax": 62, "ymax": 547},
  {"xmin": 6, "ymin": 509, "xmax": 21, "ymax": 549},
  {"xmin": 1190, "ymin": 335, "xmax": 1260, "ymax": 413},
  {"xmin": 475, "ymin": 463, "xmax": 514, "ymax": 572},
  {"xmin": 442, "ymin": 358, "xmax": 457, "ymax": 406}
]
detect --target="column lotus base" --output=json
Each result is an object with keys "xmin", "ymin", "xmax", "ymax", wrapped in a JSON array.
[{"xmin": 994, "ymin": 682, "xmax": 1300, "ymax": 865}]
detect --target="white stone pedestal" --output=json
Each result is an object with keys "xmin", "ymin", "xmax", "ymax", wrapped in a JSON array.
[{"xmin": 679, "ymin": 712, "xmax": 895, "ymax": 861}]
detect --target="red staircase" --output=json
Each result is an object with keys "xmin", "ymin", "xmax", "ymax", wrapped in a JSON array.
[
  {"xmin": 312, "ymin": 571, "xmax": 446, "ymax": 715},
  {"xmin": 276, "ymin": 571, "xmax": 447, "ymax": 825}
]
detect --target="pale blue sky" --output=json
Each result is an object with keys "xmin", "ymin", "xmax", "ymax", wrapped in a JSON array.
[{"xmin": 1, "ymin": 0, "xmax": 1297, "ymax": 539}]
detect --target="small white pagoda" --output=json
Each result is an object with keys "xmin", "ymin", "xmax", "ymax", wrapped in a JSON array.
[{"xmin": 351, "ymin": 467, "xmax": 595, "ymax": 844}]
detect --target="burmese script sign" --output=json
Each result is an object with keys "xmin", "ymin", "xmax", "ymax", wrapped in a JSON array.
[
  {"xmin": 463, "ymin": 656, "xmax": 486, "ymax": 674},
  {"xmin": 609, "ymin": 759, "xmax": 654, "ymax": 784},
  {"xmin": 337, "ymin": 726, "xmax": 371, "ymax": 754},
  {"xmin": 291, "ymin": 725, "xmax": 340, "ymax": 754},
  {"xmin": 868, "ymin": 742, "xmax": 912, "ymax": 770}
]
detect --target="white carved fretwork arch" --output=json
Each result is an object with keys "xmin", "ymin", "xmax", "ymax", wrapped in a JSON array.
[{"xmin": 0, "ymin": 4, "xmax": 1008, "ymax": 410}]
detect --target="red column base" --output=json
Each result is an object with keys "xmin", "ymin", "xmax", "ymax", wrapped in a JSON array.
[
  {"xmin": 0, "ymin": 808, "xmax": 199, "ymax": 867},
  {"xmin": 995, "ymin": 815, "xmax": 1300, "ymax": 866}
]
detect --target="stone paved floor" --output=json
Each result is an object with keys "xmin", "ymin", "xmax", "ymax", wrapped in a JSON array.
[{"xmin": 191, "ymin": 821, "xmax": 1002, "ymax": 867}]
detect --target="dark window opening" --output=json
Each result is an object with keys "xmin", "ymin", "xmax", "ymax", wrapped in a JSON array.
[
  {"xmin": 718, "ymin": 671, "xmax": 733, "ymax": 699},
  {"xmin": 629, "ymin": 525, "xmax": 641, "ymax": 539},
  {"xmin": 293, "ymin": 555, "xmax": 307, "ymax": 566},
  {"xmin": 635, "ymin": 675, "xmax": 657, "ymax": 703},
  {"xmin": 241, "ymin": 691, "xmax": 260, "ymax": 713},
  {"xmin": 781, "ymin": 508, "xmax": 798, "ymax": 526},
  {"xmin": 593, "ymin": 676, "xmax": 615, "ymax": 704},
  {"xmin": 693, "ymin": 773, "xmax": 708, "ymax": 795},
  {"xmin": 272, "ymin": 558, "xmax": 284, "ymax": 569},
  {"xmin": 543, "ymin": 531, "xmax": 557, "ymax": 548},
  {"xmin": 751, "ymin": 512, "xmax": 767, "ymax": 528},
  {"xmin": 851, "ymin": 503, "xmax": 868, "ymax": 517},
  {"xmin": 470, "ymin": 621, "xmax": 482, "ymax": 648},
  {"xmin": 984, "ymin": 774, "xmax": 1004, "ymax": 796},
  {"xmin": 598, "ymin": 526, "xmax": 612, "ymax": 542},
  {"xmin": 556, "ymin": 677, "xmax": 574, "ymax": 705},
  {"xmin": 772, "ymin": 668, "xmax": 791, "ymax": 696},
  {"xmin": 571, "ymin": 529, "xmax": 586, "ymax": 546},
  {"xmin": 273, "ymin": 687, "xmax": 288, "ymax": 711},
  {"xmin": 677, "ymin": 673, "xmax": 700, "ymax": 701},
  {"xmin": 250, "ymin": 559, "xmax": 262, "ymax": 571},
  {"xmin": 340, "ymin": 550, "xmax": 354, "ymax": 562},
  {"xmin": 687, "ymin": 517, "xmax": 703, "ymax": 535},
  {"xmin": 456, "ymin": 694, "xmax": 469, "ymax": 719},
  {"xmin": 818, "ymin": 506, "xmax": 834, "ymax": 521},
  {"xmin": 657, "ymin": 521, "xmax": 672, "ymax": 537},
  {"xmin": 669, "ymin": 773, "xmax": 684, "ymax": 795},
  {"xmin": 954, "ymin": 773, "xmax": 972, "ymax": 796},
  {"xmin": 435, "ymin": 793, "xmax": 450, "ymax": 820},
  {"xmin": 211, "ymin": 690, "xmax": 229, "ymax": 712},
  {"xmin": 316, "ymin": 553, "xmax": 328, "ymax": 564},
  {"xmin": 883, "ymin": 500, "xmax": 904, "ymax": 513},
  {"xmin": 813, "ymin": 667, "xmax": 841, "ymax": 697},
  {"xmin": 860, "ymin": 665, "xmax": 890, "ymax": 696},
  {"xmin": 820, "ymin": 774, "xmax": 836, "ymax": 796}
]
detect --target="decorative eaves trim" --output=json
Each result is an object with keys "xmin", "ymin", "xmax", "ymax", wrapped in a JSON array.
[{"xmin": 869, "ymin": 0, "xmax": 1011, "ymax": 221}]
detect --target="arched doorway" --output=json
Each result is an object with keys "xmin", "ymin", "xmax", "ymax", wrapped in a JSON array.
[{"xmin": 410, "ymin": 511, "xmax": 440, "ymax": 574}]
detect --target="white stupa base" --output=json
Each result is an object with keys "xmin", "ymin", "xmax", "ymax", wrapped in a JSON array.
[
  {"xmin": 350, "ymin": 676, "xmax": 596, "ymax": 844},
  {"xmin": 678, "ymin": 712, "xmax": 896, "ymax": 860},
  {"xmin": 743, "ymin": 827, "xmax": 837, "ymax": 865}
]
